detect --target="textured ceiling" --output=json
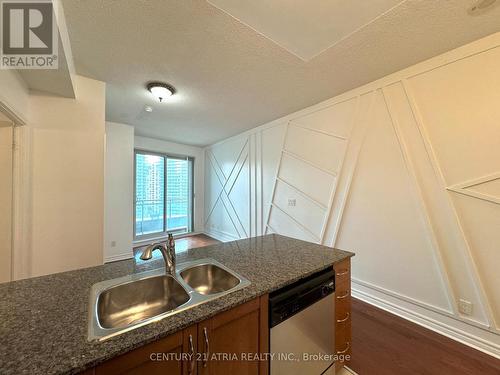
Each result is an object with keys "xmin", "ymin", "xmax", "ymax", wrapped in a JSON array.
[
  {"xmin": 207, "ymin": 0, "xmax": 403, "ymax": 61},
  {"xmin": 63, "ymin": 0, "xmax": 500, "ymax": 146}
]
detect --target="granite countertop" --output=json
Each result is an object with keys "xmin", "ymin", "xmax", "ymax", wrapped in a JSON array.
[{"xmin": 0, "ymin": 234, "xmax": 354, "ymax": 375}]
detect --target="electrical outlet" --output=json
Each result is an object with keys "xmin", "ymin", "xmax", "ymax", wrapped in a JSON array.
[
  {"xmin": 458, "ymin": 299, "xmax": 473, "ymax": 315},
  {"xmin": 110, "ymin": 241, "xmax": 116, "ymax": 247},
  {"xmin": 288, "ymin": 198, "xmax": 296, "ymax": 207}
]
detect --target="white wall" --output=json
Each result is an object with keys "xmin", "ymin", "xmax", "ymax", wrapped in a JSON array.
[
  {"xmin": 204, "ymin": 32, "xmax": 500, "ymax": 357},
  {"xmin": 29, "ymin": 75, "xmax": 105, "ymax": 277},
  {"xmin": 204, "ymin": 122, "xmax": 286, "ymax": 241},
  {"xmin": 104, "ymin": 122, "xmax": 134, "ymax": 262},
  {"xmin": 135, "ymin": 136, "xmax": 205, "ymax": 234}
]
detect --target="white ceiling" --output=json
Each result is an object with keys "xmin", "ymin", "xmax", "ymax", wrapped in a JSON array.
[
  {"xmin": 62, "ymin": 0, "xmax": 500, "ymax": 146},
  {"xmin": 207, "ymin": 0, "xmax": 404, "ymax": 61}
]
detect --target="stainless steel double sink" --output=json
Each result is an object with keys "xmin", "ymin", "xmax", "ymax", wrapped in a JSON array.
[{"xmin": 88, "ymin": 258, "xmax": 250, "ymax": 341}]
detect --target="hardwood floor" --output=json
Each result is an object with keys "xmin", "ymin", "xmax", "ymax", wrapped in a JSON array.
[
  {"xmin": 170, "ymin": 233, "xmax": 220, "ymax": 252},
  {"xmin": 349, "ymin": 298, "xmax": 500, "ymax": 374},
  {"xmin": 133, "ymin": 233, "xmax": 220, "ymax": 261}
]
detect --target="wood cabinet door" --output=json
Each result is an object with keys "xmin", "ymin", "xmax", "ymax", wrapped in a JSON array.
[
  {"xmin": 197, "ymin": 297, "xmax": 268, "ymax": 375},
  {"xmin": 95, "ymin": 327, "xmax": 196, "ymax": 375}
]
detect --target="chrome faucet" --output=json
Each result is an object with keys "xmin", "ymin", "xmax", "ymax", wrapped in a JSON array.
[{"xmin": 140, "ymin": 242, "xmax": 176, "ymax": 275}]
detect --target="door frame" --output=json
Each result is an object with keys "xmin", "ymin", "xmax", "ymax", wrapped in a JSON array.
[{"xmin": 0, "ymin": 100, "xmax": 31, "ymax": 281}]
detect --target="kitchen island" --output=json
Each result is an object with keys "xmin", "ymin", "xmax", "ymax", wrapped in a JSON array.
[{"xmin": 0, "ymin": 234, "xmax": 353, "ymax": 375}]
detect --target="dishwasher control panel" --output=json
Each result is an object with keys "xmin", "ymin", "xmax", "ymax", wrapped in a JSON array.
[{"xmin": 269, "ymin": 268, "xmax": 335, "ymax": 327}]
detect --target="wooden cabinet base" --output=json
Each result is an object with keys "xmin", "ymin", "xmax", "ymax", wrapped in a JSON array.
[
  {"xmin": 95, "ymin": 330, "xmax": 187, "ymax": 375},
  {"xmin": 93, "ymin": 296, "xmax": 268, "ymax": 375},
  {"xmin": 197, "ymin": 296, "xmax": 268, "ymax": 375}
]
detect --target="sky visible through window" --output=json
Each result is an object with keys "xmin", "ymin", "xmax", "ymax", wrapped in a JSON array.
[{"xmin": 135, "ymin": 153, "xmax": 191, "ymax": 237}]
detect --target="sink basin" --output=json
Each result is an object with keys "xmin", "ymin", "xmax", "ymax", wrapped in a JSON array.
[
  {"xmin": 97, "ymin": 275, "xmax": 189, "ymax": 329},
  {"xmin": 89, "ymin": 258, "xmax": 250, "ymax": 340},
  {"xmin": 180, "ymin": 263, "xmax": 241, "ymax": 295}
]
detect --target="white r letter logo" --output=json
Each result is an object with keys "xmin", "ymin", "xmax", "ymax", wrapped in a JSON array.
[{"xmin": 8, "ymin": 7, "xmax": 47, "ymax": 49}]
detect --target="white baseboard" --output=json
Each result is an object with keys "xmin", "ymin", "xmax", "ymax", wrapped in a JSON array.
[
  {"xmin": 352, "ymin": 286, "xmax": 500, "ymax": 359},
  {"xmin": 204, "ymin": 227, "xmax": 240, "ymax": 242},
  {"xmin": 104, "ymin": 252, "xmax": 134, "ymax": 263}
]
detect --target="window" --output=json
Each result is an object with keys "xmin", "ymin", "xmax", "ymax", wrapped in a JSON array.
[{"xmin": 134, "ymin": 151, "xmax": 193, "ymax": 239}]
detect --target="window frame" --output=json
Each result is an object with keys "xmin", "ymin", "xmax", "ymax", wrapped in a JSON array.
[{"xmin": 133, "ymin": 149, "xmax": 194, "ymax": 241}]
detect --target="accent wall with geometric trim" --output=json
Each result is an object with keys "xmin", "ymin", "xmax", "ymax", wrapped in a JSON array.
[{"xmin": 204, "ymin": 32, "xmax": 500, "ymax": 357}]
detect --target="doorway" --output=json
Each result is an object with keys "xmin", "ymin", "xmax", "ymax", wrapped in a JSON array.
[{"xmin": 0, "ymin": 112, "xmax": 14, "ymax": 282}]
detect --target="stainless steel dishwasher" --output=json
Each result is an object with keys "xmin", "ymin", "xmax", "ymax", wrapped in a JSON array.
[{"xmin": 269, "ymin": 268, "xmax": 335, "ymax": 374}]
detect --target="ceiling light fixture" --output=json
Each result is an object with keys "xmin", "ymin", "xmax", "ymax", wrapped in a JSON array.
[{"xmin": 147, "ymin": 82, "xmax": 175, "ymax": 102}]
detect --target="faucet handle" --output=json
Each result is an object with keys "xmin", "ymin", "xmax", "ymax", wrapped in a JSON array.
[{"xmin": 168, "ymin": 233, "xmax": 175, "ymax": 251}]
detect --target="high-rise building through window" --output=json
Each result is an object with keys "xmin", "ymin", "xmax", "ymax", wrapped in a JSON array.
[{"xmin": 135, "ymin": 152, "xmax": 193, "ymax": 238}]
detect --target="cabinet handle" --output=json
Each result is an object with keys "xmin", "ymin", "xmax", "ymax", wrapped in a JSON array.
[
  {"xmin": 336, "ymin": 269, "xmax": 349, "ymax": 276},
  {"xmin": 336, "ymin": 312, "xmax": 350, "ymax": 323},
  {"xmin": 336, "ymin": 291, "xmax": 350, "ymax": 299},
  {"xmin": 203, "ymin": 327, "xmax": 210, "ymax": 368},
  {"xmin": 188, "ymin": 334, "xmax": 195, "ymax": 374},
  {"xmin": 337, "ymin": 341, "xmax": 350, "ymax": 354}
]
